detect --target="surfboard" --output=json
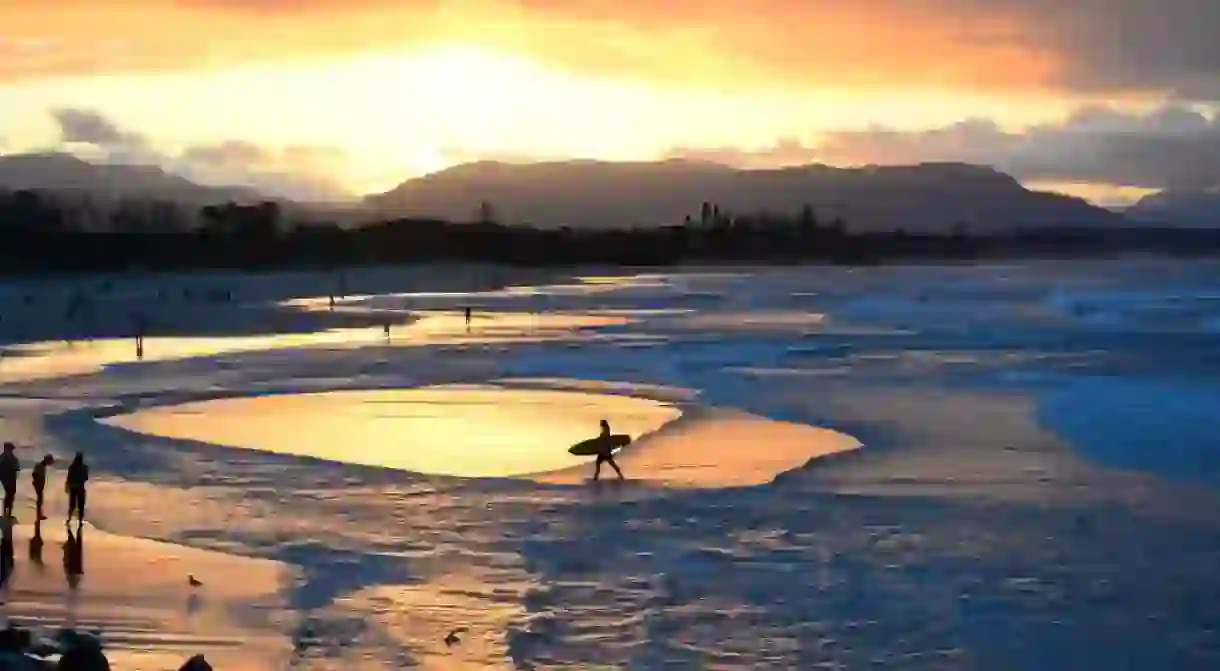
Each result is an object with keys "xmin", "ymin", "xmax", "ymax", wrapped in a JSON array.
[{"xmin": 568, "ymin": 434, "xmax": 631, "ymax": 456}]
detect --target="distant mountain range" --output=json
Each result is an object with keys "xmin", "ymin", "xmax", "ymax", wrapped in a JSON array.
[
  {"xmin": 8, "ymin": 151, "xmax": 1216, "ymax": 232},
  {"xmin": 365, "ymin": 159, "xmax": 1125, "ymax": 233},
  {"xmin": 1125, "ymin": 190, "xmax": 1220, "ymax": 227},
  {"xmin": 0, "ymin": 153, "xmax": 257, "ymax": 204}
]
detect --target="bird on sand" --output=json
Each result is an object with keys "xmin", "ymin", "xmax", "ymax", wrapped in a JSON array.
[
  {"xmin": 444, "ymin": 628, "xmax": 468, "ymax": 647},
  {"xmin": 188, "ymin": 574, "xmax": 203, "ymax": 588}
]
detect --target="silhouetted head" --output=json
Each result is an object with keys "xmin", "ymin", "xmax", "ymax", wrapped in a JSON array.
[
  {"xmin": 41, "ymin": 455, "xmax": 55, "ymax": 466},
  {"xmin": 599, "ymin": 419, "xmax": 610, "ymax": 433},
  {"xmin": 2, "ymin": 443, "xmax": 13, "ymax": 454},
  {"xmin": 70, "ymin": 452, "xmax": 83, "ymax": 467}
]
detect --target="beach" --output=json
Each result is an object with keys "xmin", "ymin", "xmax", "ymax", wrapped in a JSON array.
[{"xmin": 1, "ymin": 260, "xmax": 1219, "ymax": 668}]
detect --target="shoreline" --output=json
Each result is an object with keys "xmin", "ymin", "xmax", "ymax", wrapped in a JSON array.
[
  {"xmin": 1, "ymin": 261, "xmax": 1218, "ymax": 668},
  {"xmin": 0, "ymin": 520, "xmax": 292, "ymax": 670}
]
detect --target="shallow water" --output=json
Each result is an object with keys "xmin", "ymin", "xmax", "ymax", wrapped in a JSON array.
[
  {"xmin": 104, "ymin": 386, "xmax": 682, "ymax": 477},
  {"xmin": 2, "ymin": 259, "xmax": 1219, "ymax": 669}
]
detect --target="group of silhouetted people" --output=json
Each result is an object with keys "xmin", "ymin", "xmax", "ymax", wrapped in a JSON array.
[
  {"xmin": 0, "ymin": 442, "xmax": 89, "ymax": 525},
  {"xmin": 0, "ymin": 443, "xmax": 88, "ymax": 590}
]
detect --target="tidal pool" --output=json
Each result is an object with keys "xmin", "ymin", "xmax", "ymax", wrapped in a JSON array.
[{"xmin": 101, "ymin": 384, "xmax": 682, "ymax": 477}]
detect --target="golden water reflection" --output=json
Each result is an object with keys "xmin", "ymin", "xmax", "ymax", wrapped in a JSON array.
[
  {"xmin": 102, "ymin": 385, "xmax": 682, "ymax": 477},
  {"xmin": 0, "ymin": 310, "xmax": 633, "ymax": 384}
]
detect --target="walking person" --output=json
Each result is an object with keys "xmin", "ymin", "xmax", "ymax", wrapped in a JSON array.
[
  {"xmin": 65, "ymin": 452, "xmax": 89, "ymax": 526},
  {"xmin": 592, "ymin": 419, "xmax": 625, "ymax": 482},
  {"xmin": 0, "ymin": 443, "xmax": 19, "ymax": 521},
  {"xmin": 32, "ymin": 454, "xmax": 54, "ymax": 521},
  {"xmin": 464, "ymin": 306, "xmax": 472, "ymax": 330}
]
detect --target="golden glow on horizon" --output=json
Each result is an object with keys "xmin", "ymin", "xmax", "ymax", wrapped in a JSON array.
[
  {"xmin": 0, "ymin": 41, "xmax": 1098, "ymax": 195},
  {"xmin": 0, "ymin": 2, "xmax": 1192, "ymax": 200},
  {"xmin": 1027, "ymin": 181, "xmax": 1161, "ymax": 208}
]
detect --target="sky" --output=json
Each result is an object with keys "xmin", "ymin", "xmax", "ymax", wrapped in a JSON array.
[{"xmin": 1, "ymin": 0, "xmax": 1219, "ymax": 205}]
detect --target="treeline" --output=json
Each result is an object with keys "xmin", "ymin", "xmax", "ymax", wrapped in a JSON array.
[{"xmin": 3, "ymin": 189, "xmax": 1220, "ymax": 274}]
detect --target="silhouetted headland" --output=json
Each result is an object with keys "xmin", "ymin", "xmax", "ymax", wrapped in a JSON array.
[{"xmin": 3, "ymin": 156, "xmax": 1220, "ymax": 274}]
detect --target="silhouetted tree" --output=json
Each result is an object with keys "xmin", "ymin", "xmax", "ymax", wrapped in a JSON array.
[
  {"xmin": 478, "ymin": 201, "xmax": 497, "ymax": 226},
  {"xmin": 0, "ymin": 189, "xmax": 1216, "ymax": 274}
]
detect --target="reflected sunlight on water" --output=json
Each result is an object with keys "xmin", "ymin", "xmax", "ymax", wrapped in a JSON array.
[
  {"xmin": 0, "ymin": 311, "xmax": 634, "ymax": 384},
  {"xmin": 101, "ymin": 385, "xmax": 682, "ymax": 477}
]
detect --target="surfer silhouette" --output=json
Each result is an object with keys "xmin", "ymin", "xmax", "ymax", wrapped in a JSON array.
[{"xmin": 592, "ymin": 419, "xmax": 625, "ymax": 482}]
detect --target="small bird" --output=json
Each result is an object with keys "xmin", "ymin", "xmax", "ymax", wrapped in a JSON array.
[
  {"xmin": 444, "ymin": 628, "xmax": 467, "ymax": 647},
  {"xmin": 188, "ymin": 574, "xmax": 203, "ymax": 588}
]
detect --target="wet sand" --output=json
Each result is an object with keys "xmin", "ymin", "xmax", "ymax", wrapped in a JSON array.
[{"xmin": 1, "ymin": 520, "xmax": 291, "ymax": 670}]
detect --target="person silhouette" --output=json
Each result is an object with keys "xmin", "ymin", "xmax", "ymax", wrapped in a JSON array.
[
  {"xmin": 32, "ymin": 454, "xmax": 53, "ymax": 521},
  {"xmin": 65, "ymin": 453, "xmax": 89, "ymax": 525},
  {"xmin": 464, "ymin": 306, "xmax": 472, "ymax": 330},
  {"xmin": 0, "ymin": 443, "xmax": 19, "ymax": 521},
  {"xmin": 592, "ymin": 419, "xmax": 624, "ymax": 482},
  {"xmin": 133, "ymin": 313, "xmax": 147, "ymax": 360}
]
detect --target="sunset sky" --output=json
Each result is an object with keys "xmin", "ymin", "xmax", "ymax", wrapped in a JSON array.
[{"xmin": 1, "ymin": 0, "xmax": 1218, "ymax": 204}]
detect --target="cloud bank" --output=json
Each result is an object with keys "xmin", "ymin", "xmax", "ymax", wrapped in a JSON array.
[
  {"xmin": 0, "ymin": 1, "xmax": 1216, "ymax": 100},
  {"xmin": 25, "ymin": 102, "xmax": 1220, "ymax": 204},
  {"xmin": 668, "ymin": 104, "xmax": 1220, "ymax": 192},
  {"xmin": 46, "ymin": 108, "xmax": 352, "ymax": 201}
]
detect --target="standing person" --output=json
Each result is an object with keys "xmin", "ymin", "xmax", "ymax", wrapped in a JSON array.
[
  {"xmin": 65, "ymin": 452, "xmax": 88, "ymax": 525},
  {"xmin": 32, "ymin": 454, "xmax": 54, "ymax": 521},
  {"xmin": 592, "ymin": 419, "xmax": 625, "ymax": 482},
  {"xmin": 0, "ymin": 443, "xmax": 19, "ymax": 521},
  {"xmin": 133, "ymin": 313, "xmax": 147, "ymax": 360},
  {"xmin": 464, "ymin": 306, "xmax": 472, "ymax": 329}
]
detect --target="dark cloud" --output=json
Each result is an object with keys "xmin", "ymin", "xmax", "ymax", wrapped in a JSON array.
[
  {"xmin": 667, "ymin": 104, "xmax": 1220, "ymax": 191},
  {"xmin": 52, "ymin": 108, "xmax": 129, "ymax": 146},
  {"xmin": 47, "ymin": 108, "xmax": 351, "ymax": 200},
  {"xmin": 516, "ymin": 0, "xmax": 1220, "ymax": 99},
  {"xmin": 994, "ymin": 0, "xmax": 1220, "ymax": 99}
]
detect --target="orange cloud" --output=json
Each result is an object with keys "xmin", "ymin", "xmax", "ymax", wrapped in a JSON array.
[{"xmin": 1, "ymin": 1, "xmax": 1214, "ymax": 99}]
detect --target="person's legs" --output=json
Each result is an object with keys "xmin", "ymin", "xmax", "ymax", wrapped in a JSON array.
[
  {"xmin": 593, "ymin": 455, "xmax": 604, "ymax": 481},
  {"xmin": 35, "ymin": 486, "xmax": 44, "ymax": 519},
  {"xmin": 74, "ymin": 489, "xmax": 86, "ymax": 522},
  {"xmin": 2, "ymin": 487, "xmax": 13, "ymax": 519},
  {"xmin": 67, "ymin": 490, "xmax": 78, "ymax": 522},
  {"xmin": 607, "ymin": 455, "xmax": 624, "ymax": 480}
]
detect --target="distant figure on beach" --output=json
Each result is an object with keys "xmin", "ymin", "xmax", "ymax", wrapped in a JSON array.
[
  {"xmin": 32, "ymin": 454, "xmax": 53, "ymax": 521},
  {"xmin": 66, "ymin": 452, "xmax": 89, "ymax": 525},
  {"xmin": 133, "ymin": 313, "xmax": 148, "ymax": 360},
  {"xmin": 0, "ymin": 443, "xmax": 19, "ymax": 520},
  {"xmin": 383, "ymin": 319, "xmax": 392, "ymax": 341},
  {"xmin": 465, "ymin": 306, "xmax": 472, "ymax": 329},
  {"xmin": 592, "ymin": 419, "xmax": 625, "ymax": 482}
]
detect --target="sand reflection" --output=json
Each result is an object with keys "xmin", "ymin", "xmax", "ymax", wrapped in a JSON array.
[{"xmin": 102, "ymin": 385, "xmax": 682, "ymax": 477}]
